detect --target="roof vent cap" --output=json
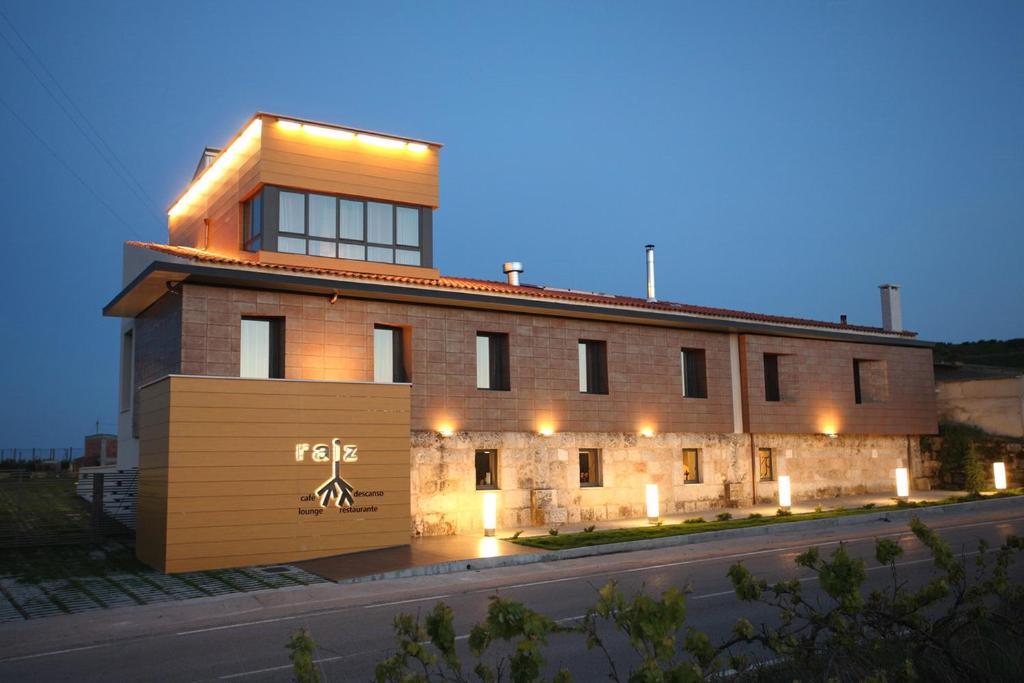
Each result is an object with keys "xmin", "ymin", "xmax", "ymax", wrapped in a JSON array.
[{"xmin": 503, "ymin": 262, "xmax": 523, "ymax": 286}]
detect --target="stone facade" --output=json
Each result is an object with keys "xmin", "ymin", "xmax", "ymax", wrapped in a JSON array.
[{"xmin": 410, "ymin": 430, "xmax": 914, "ymax": 535}]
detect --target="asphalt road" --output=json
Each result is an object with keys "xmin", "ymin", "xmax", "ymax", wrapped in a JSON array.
[{"xmin": 2, "ymin": 502, "xmax": 1023, "ymax": 682}]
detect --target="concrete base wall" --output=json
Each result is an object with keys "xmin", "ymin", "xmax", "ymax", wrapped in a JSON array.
[{"xmin": 410, "ymin": 431, "xmax": 915, "ymax": 535}]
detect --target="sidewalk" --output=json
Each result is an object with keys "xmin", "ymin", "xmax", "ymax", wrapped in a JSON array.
[{"xmin": 296, "ymin": 489, "xmax": 968, "ymax": 582}]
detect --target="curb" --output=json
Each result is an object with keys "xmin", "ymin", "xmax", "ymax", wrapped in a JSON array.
[{"xmin": 337, "ymin": 495, "xmax": 1024, "ymax": 584}]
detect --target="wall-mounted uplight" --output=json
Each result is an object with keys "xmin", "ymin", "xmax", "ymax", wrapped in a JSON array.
[
  {"xmin": 639, "ymin": 427, "xmax": 655, "ymax": 438},
  {"xmin": 994, "ymin": 462, "xmax": 1007, "ymax": 490},
  {"xmin": 406, "ymin": 142, "xmax": 428, "ymax": 153},
  {"xmin": 823, "ymin": 432, "xmax": 838, "ymax": 440},
  {"xmin": 778, "ymin": 475, "xmax": 792, "ymax": 511},
  {"xmin": 895, "ymin": 467, "xmax": 910, "ymax": 501},
  {"xmin": 483, "ymin": 492, "xmax": 497, "ymax": 537},
  {"xmin": 437, "ymin": 425, "xmax": 455, "ymax": 438},
  {"xmin": 645, "ymin": 484, "xmax": 659, "ymax": 524},
  {"xmin": 303, "ymin": 123, "xmax": 355, "ymax": 140},
  {"xmin": 276, "ymin": 119, "xmax": 301, "ymax": 131},
  {"xmin": 357, "ymin": 133, "xmax": 406, "ymax": 149},
  {"xmin": 538, "ymin": 426, "xmax": 555, "ymax": 437}
]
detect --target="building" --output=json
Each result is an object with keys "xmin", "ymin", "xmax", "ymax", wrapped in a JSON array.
[
  {"xmin": 934, "ymin": 363, "xmax": 1024, "ymax": 437},
  {"xmin": 104, "ymin": 113, "xmax": 937, "ymax": 572}
]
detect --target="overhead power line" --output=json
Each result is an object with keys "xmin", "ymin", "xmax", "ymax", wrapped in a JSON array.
[
  {"xmin": 0, "ymin": 92, "xmax": 146, "ymax": 240},
  {"xmin": 0, "ymin": 8, "xmax": 166, "ymax": 231}
]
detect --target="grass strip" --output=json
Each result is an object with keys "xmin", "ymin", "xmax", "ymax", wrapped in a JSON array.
[{"xmin": 509, "ymin": 489, "xmax": 1024, "ymax": 551}]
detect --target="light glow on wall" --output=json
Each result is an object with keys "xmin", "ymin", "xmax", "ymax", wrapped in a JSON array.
[
  {"xmin": 994, "ymin": 462, "xmax": 1007, "ymax": 490},
  {"xmin": 276, "ymin": 119, "xmax": 301, "ymax": 131},
  {"xmin": 483, "ymin": 492, "xmax": 497, "ymax": 537},
  {"xmin": 169, "ymin": 118, "xmax": 263, "ymax": 217},
  {"xmin": 645, "ymin": 484, "xmax": 659, "ymax": 523},
  {"xmin": 895, "ymin": 467, "xmax": 910, "ymax": 499},
  {"xmin": 639, "ymin": 426, "xmax": 655, "ymax": 438},
  {"xmin": 437, "ymin": 423, "xmax": 455, "ymax": 438},
  {"xmin": 302, "ymin": 123, "xmax": 355, "ymax": 140},
  {"xmin": 538, "ymin": 424, "xmax": 555, "ymax": 437},
  {"xmin": 406, "ymin": 142, "xmax": 428, "ymax": 153},
  {"xmin": 778, "ymin": 475, "xmax": 792, "ymax": 510},
  {"xmin": 275, "ymin": 117, "xmax": 432, "ymax": 152}
]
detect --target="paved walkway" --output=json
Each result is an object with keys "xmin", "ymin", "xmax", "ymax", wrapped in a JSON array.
[{"xmin": 296, "ymin": 489, "xmax": 967, "ymax": 581}]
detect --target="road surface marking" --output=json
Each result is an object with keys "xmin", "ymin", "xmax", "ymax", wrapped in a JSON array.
[
  {"xmin": 0, "ymin": 643, "xmax": 109, "ymax": 664},
  {"xmin": 363, "ymin": 593, "xmax": 452, "ymax": 608}
]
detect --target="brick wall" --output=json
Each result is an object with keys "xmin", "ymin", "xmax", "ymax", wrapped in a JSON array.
[
  {"xmin": 742, "ymin": 334, "xmax": 936, "ymax": 436},
  {"xmin": 132, "ymin": 292, "xmax": 182, "ymax": 436},
  {"xmin": 178, "ymin": 284, "xmax": 935, "ymax": 437}
]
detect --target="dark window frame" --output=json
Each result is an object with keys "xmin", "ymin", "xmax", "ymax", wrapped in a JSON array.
[
  {"xmin": 475, "ymin": 449, "xmax": 499, "ymax": 490},
  {"xmin": 477, "ymin": 332, "xmax": 511, "ymax": 391},
  {"xmin": 680, "ymin": 348, "xmax": 708, "ymax": 399},
  {"xmin": 758, "ymin": 447, "xmax": 775, "ymax": 482},
  {"xmin": 578, "ymin": 448, "xmax": 602, "ymax": 487},
  {"xmin": 242, "ymin": 192, "xmax": 263, "ymax": 252},
  {"xmin": 241, "ymin": 316, "xmax": 285, "ymax": 379},
  {"xmin": 119, "ymin": 329, "xmax": 134, "ymax": 412},
  {"xmin": 579, "ymin": 339, "xmax": 609, "ymax": 395},
  {"xmin": 763, "ymin": 353, "xmax": 781, "ymax": 402},
  {"xmin": 682, "ymin": 448, "xmax": 702, "ymax": 484},
  {"xmin": 374, "ymin": 324, "xmax": 409, "ymax": 383},
  {"xmin": 244, "ymin": 185, "xmax": 432, "ymax": 267}
]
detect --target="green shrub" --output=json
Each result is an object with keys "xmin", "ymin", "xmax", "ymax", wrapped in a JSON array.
[
  {"xmin": 862, "ymin": 503, "xmax": 876, "ymax": 510},
  {"xmin": 747, "ymin": 512, "xmax": 763, "ymax": 519},
  {"xmin": 936, "ymin": 420, "xmax": 989, "ymax": 487},
  {"xmin": 583, "ymin": 525, "xmax": 596, "ymax": 533},
  {"xmin": 548, "ymin": 528, "xmax": 559, "ymax": 536},
  {"xmin": 814, "ymin": 504, "xmax": 823, "ymax": 513},
  {"xmin": 511, "ymin": 530, "xmax": 523, "ymax": 539},
  {"xmin": 286, "ymin": 628, "xmax": 320, "ymax": 683},
  {"xmin": 684, "ymin": 517, "xmax": 705, "ymax": 524},
  {"xmin": 775, "ymin": 508, "xmax": 792, "ymax": 517},
  {"xmin": 716, "ymin": 512, "xmax": 733, "ymax": 521},
  {"xmin": 964, "ymin": 443, "xmax": 986, "ymax": 493}
]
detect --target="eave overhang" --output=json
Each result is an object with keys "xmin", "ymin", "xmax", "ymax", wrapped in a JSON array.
[{"xmin": 104, "ymin": 261, "xmax": 933, "ymax": 348}]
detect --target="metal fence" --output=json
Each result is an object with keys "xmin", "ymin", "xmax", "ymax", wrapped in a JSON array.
[
  {"xmin": 0, "ymin": 470, "xmax": 136, "ymax": 548},
  {"xmin": 0, "ymin": 447, "xmax": 83, "ymax": 463}
]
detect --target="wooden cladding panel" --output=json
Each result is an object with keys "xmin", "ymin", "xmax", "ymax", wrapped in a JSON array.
[{"xmin": 136, "ymin": 375, "xmax": 412, "ymax": 573}]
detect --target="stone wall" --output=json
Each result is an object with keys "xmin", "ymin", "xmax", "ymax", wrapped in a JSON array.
[{"xmin": 410, "ymin": 431, "xmax": 913, "ymax": 535}]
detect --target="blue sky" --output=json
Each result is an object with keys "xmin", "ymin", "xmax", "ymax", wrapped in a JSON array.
[{"xmin": 0, "ymin": 1, "xmax": 1021, "ymax": 446}]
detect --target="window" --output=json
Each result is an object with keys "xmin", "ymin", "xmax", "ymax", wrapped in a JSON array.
[
  {"xmin": 476, "ymin": 332, "xmax": 510, "ymax": 390},
  {"xmin": 374, "ymin": 325, "xmax": 408, "ymax": 383},
  {"xmin": 682, "ymin": 448, "xmax": 701, "ymax": 483},
  {"xmin": 240, "ymin": 318, "xmax": 283, "ymax": 379},
  {"xmin": 853, "ymin": 358, "xmax": 889, "ymax": 404},
  {"xmin": 763, "ymin": 354, "xmax": 781, "ymax": 402},
  {"xmin": 680, "ymin": 348, "xmax": 708, "ymax": 398},
  {"xmin": 579, "ymin": 449, "xmax": 602, "ymax": 487},
  {"xmin": 853, "ymin": 359, "xmax": 863, "ymax": 404},
  {"xmin": 578, "ymin": 340, "xmax": 608, "ymax": 394},
  {"xmin": 119, "ymin": 330, "xmax": 134, "ymax": 412},
  {"xmin": 758, "ymin": 448, "xmax": 774, "ymax": 481},
  {"xmin": 475, "ymin": 450, "xmax": 498, "ymax": 489},
  {"xmin": 242, "ymin": 194, "xmax": 263, "ymax": 251},
  {"xmin": 249, "ymin": 186, "xmax": 427, "ymax": 265}
]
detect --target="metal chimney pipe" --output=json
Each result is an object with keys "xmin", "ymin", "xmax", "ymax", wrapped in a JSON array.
[
  {"xmin": 645, "ymin": 245, "xmax": 656, "ymax": 302},
  {"xmin": 879, "ymin": 284, "xmax": 902, "ymax": 332},
  {"xmin": 503, "ymin": 261, "xmax": 523, "ymax": 286}
]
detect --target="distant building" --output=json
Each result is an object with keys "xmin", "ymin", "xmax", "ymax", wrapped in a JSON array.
[
  {"xmin": 75, "ymin": 433, "xmax": 118, "ymax": 469},
  {"xmin": 934, "ymin": 363, "xmax": 1024, "ymax": 437}
]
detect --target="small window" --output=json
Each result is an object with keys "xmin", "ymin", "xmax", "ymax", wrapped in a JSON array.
[
  {"xmin": 758, "ymin": 448, "xmax": 774, "ymax": 481},
  {"xmin": 578, "ymin": 340, "xmax": 609, "ymax": 394},
  {"xmin": 240, "ymin": 318, "xmax": 284, "ymax": 379},
  {"xmin": 374, "ymin": 325, "xmax": 408, "ymax": 383},
  {"xmin": 475, "ymin": 450, "xmax": 498, "ymax": 489},
  {"xmin": 278, "ymin": 236, "xmax": 307, "ymax": 254},
  {"xmin": 242, "ymin": 193, "xmax": 262, "ymax": 252},
  {"xmin": 119, "ymin": 330, "xmax": 134, "ymax": 412},
  {"xmin": 853, "ymin": 358, "xmax": 889, "ymax": 404},
  {"xmin": 682, "ymin": 448, "xmax": 701, "ymax": 484},
  {"xmin": 396, "ymin": 207, "xmax": 420, "ymax": 246},
  {"xmin": 579, "ymin": 449, "xmax": 602, "ymax": 487},
  {"xmin": 340, "ymin": 200, "xmax": 364, "ymax": 240},
  {"xmin": 763, "ymin": 354, "xmax": 781, "ymax": 402},
  {"xmin": 476, "ymin": 332, "xmax": 511, "ymax": 391},
  {"xmin": 367, "ymin": 202, "xmax": 394, "ymax": 244},
  {"xmin": 680, "ymin": 348, "xmax": 708, "ymax": 398}
]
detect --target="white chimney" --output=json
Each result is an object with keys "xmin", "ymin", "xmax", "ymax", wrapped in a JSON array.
[
  {"xmin": 503, "ymin": 261, "xmax": 523, "ymax": 286},
  {"xmin": 645, "ymin": 244, "xmax": 656, "ymax": 302},
  {"xmin": 879, "ymin": 284, "xmax": 902, "ymax": 332}
]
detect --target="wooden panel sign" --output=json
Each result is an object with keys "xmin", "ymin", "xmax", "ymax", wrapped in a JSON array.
[{"xmin": 136, "ymin": 375, "xmax": 411, "ymax": 573}]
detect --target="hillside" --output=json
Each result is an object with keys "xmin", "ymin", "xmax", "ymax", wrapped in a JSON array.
[{"xmin": 933, "ymin": 338, "xmax": 1024, "ymax": 369}]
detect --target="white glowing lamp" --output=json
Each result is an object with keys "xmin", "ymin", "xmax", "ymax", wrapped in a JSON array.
[
  {"xmin": 483, "ymin": 492, "xmax": 497, "ymax": 537},
  {"xmin": 994, "ymin": 462, "xmax": 1007, "ymax": 491},
  {"xmin": 895, "ymin": 467, "xmax": 910, "ymax": 500},
  {"xmin": 645, "ymin": 484, "xmax": 659, "ymax": 523},
  {"xmin": 778, "ymin": 475, "xmax": 792, "ymax": 510}
]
